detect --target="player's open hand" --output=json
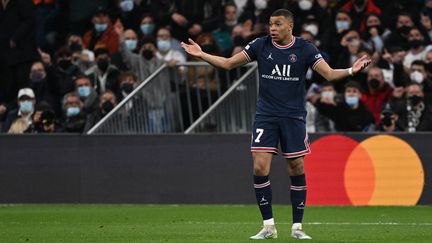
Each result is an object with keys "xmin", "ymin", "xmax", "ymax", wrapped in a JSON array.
[
  {"xmin": 181, "ymin": 38, "xmax": 203, "ymax": 58},
  {"xmin": 352, "ymin": 55, "xmax": 372, "ymax": 74}
]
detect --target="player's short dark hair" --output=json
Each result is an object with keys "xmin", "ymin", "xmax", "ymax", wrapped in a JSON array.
[{"xmin": 271, "ymin": 9, "xmax": 293, "ymax": 22}]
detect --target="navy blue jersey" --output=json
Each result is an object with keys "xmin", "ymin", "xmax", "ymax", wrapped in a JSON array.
[{"xmin": 242, "ymin": 36, "xmax": 323, "ymax": 119}]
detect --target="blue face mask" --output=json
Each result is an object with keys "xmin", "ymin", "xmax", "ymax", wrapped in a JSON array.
[
  {"xmin": 335, "ymin": 20, "xmax": 350, "ymax": 31},
  {"xmin": 78, "ymin": 86, "xmax": 91, "ymax": 98},
  {"xmin": 120, "ymin": 0, "xmax": 134, "ymax": 12},
  {"xmin": 19, "ymin": 100, "xmax": 33, "ymax": 113},
  {"xmin": 345, "ymin": 96, "xmax": 359, "ymax": 106},
  {"xmin": 157, "ymin": 40, "xmax": 171, "ymax": 52},
  {"xmin": 66, "ymin": 107, "xmax": 80, "ymax": 117},
  {"xmin": 140, "ymin": 24, "xmax": 155, "ymax": 35},
  {"xmin": 95, "ymin": 23, "xmax": 108, "ymax": 32},
  {"xmin": 125, "ymin": 39, "xmax": 137, "ymax": 50}
]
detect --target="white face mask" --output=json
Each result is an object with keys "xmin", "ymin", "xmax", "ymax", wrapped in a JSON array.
[
  {"xmin": 254, "ymin": 0, "xmax": 267, "ymax": 10},
  {"xmin": 410, "ymin": 71, "xmax": 424, "ymax": 83},
  {"xmin": 304, "ymin": 24, "xmax": 318, "ymax": 36},
  {"xmin": 299, "ymin": 0, "xmax": 313, "ymax": 11},
  {"xmin": 321, "ymin": 91, "xmax": 335, "ymax": 99}
]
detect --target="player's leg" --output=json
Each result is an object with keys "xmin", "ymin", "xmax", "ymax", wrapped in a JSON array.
[
  {"xmin": 250, "ymin": 116, "xmax": 278, "ymax": 240},
  {"xmin": 280, "ymin": 118, "xmax": 312, "ymax": 240}
]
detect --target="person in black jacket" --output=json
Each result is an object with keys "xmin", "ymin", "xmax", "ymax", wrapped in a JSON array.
[
  {"xmin": 314, "ymin": 81, "xmax": 375, "ymax": 131},
  {"xmin": 0, "ymin": 0, "xmax": 39, "ymax": 103}
]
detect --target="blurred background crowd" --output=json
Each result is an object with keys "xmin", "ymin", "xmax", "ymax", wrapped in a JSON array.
[{"xmin": 1, "ymin": 0, "xmax": 432, "ymax": 134}]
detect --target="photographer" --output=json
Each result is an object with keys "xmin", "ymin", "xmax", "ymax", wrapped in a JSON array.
[{"xmin": 375, "ymin": 103, "xmax": 402, "ymax": 132}]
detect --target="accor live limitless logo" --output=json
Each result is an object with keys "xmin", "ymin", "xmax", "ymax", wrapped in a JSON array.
[
  {"xmin": 262, "ymin": 64, "xmax": 299, "ymax": 81},
  {"xmin": 305, "ymin": 135, "xmax": 425, "ymax": 206}
]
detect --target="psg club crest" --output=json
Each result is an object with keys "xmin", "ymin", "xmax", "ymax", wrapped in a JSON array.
[{"xmin": 289, "ymin": 54, "xmax": 297, "ymax": 63}]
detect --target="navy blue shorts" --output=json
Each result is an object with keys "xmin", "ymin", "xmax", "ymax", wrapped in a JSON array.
[{"xmin": 250, "ymin": 115, "xmax": 311, "ymax": 158}]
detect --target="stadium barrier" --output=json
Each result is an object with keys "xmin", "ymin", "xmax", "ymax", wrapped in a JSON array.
[
  {"xmin": 0, "ymin": 133, "xmax": 430, "ymax": 205},
  {"xmin": 87, "ymin": 62, "xmax": 255, "ymax": 134}
]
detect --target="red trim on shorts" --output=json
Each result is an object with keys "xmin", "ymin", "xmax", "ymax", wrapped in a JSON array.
[{"xmin": 251, "ymin": 147, "xmax": 278, "ymax": 154}]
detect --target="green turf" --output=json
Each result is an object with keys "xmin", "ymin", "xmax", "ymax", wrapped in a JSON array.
[{"xmin": 0, "ymin": 204, "xmax": 431, "ymax": 242}]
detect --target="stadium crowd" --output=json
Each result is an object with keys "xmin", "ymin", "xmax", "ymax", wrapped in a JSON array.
[{"xmin": 1, "ymin": 0, "xmax": 432, "ymax": 133}]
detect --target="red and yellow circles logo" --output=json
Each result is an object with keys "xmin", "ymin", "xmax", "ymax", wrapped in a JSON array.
[{"xmin": 305, "ymin": 135, "xmax": 425, "ymax": 206}]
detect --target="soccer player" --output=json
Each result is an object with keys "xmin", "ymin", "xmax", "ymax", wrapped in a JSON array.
[{"xmin": 181, "ymin": 9, "xmax": 371, "ymax": 240}]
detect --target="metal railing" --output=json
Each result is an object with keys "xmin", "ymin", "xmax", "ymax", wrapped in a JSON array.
[
  {"xmin": 87, "ymin": 62, "xmax": 255, "ymax": 134},
  {"xmin": 185, "ymin": 63, "xmax": 258, "ymax": 133}
]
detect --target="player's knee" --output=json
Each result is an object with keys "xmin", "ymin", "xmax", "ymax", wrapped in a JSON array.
[
  {"xmin": 253, "ymin": 163, "xmax": 269, "ymax": 176},
  {"xmin": 288, "ymin": 157, "xmax": 305, "ymax": 175}
]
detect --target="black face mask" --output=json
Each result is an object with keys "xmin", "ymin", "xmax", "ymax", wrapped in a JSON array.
[
  {"xmin": 398, "ymin": 26, "xmax": 411, "ymax": 35},
  {"xmin": 101, "ymin": 101, "xmax": 114, "ymax": 114},
  {"xmin": 58, "ymin": 59, "xmax": 72, "ymax": 70},
  {"xmin": 201, "ymin": 44, "xmax": 214, "ymax": 53},
  {"xmin": 369, "ymin": 79, "xmax": 380, "ymax": 89},
  {"xmin": 409, "ymin": 40, "xmax": 424, "ymax": 49},
  {"xmin": 382, "ymin": 114, "xmax": 393, "ymax": 126},
  {"xmin": 69, "ymin": 43, "xmax": 83, "ymax": 52},
  {"xmin": 121, "ymin": 83, "xmax": 134, "ymax": 94},
  {"xmin": 142, "ymin": 49, "xmax": 154, "ymax": 60},
  {"xmin": 97, "ymin": 59, "xmax": 109, "ymax": 72},
  {"xmin": 408, "ymin": 95, "xmax": 423, "ymax": 106}
]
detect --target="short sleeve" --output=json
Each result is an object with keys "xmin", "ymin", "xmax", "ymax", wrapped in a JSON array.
[
  {"xmin": 242, "ymin": 38, "xmax": 262, "ymax": 62},
  {"xmin": 304, "ymin": 41, "xmax": 324, "ymax": 70}
]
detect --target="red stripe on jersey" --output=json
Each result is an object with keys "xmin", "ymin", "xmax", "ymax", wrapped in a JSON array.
[{"xmin": 272, "ymin": 37, "xmax": 296, "ymax": 49}]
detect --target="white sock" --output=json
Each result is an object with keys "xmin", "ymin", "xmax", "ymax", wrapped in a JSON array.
[
  {"xmin": 263, "ymin": 218, "xmax": 275, "ymax": 226},
  {"xmin": 292, "ymin": 222, "xmax": 302, "ymax": 230}
]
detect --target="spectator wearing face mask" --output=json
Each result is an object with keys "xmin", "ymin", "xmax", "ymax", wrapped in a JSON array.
[
  {"xmin": 213, "ymin": 2, "xmax": 239, "ymax": 56},
  {"xmin": 362, "ymin": 13, "xmax": 391, "ymax": 53},
  {"xmin": 84, "ymin": 90, "xmax": 117, "ymax": 132},
  {"xmin": 61, "ymin": 92, "xmax": 86, "ymax": 133},
  {"xmin": 74, "ymin": 75, "xmax": 98, "ymax": 114},
  {"xmin": 28, "ymin": 61, "xmax": 56, "ymax": 110},
  {"xmin": 308, "ymin": 81, "xmax": 338, "ymax": 132},
  {"xmin": 116, "ymin": 0, "xmax": 141, "ymax": 32},
  {"xmin": 155, "ymin": 27, "xmax": 186, "ymax": 67},
  {"xmin": 384, "ymin": 12, "xmax": 415, "ymax": 51},
  {"xmin": 117, "ymin": 71, "xmax": 138, "ymax": 102},
  {"xmin": 139, "ymin": 14, "xmax": 156, "ymax": 38},
  {"xmin": 2, "ymin": 88, "xmax": 36, "ymax": 133},
  {"xmin": 341, "ymin": 0, "xmax": 381, "ymax": 32},
  {"xmin": 395, "ymin": 82, "xmax": 432, "ymax": 132},
  {"xmin": 409, "ymin": 60, "xmax": 432, "ymax": 96},
  {"xmin": 361, "ymin": 66, "xmax": 394, "ymax": 124},
  {"xmin": 83, "ymin": 7, "xmax": 119, "ymax": 54},
  {"xmin": 110, "ymin": 29, "xmax": 138, "ymax": 71},
  {"xmin": 320, "ymin": 10, "xmax": 353, "ymax": 66},
  {"xmin": 66, "ymin": 33, "xmax": 95, "ymax": 73},
  {"xmin": 115, "ymin": 21, "xmax": 164, "ymax": 82},
  {"xmin": 52, "ymin": 47, "xmax": 82, "ymax": 99},
  {"xmin": 85, "ymin": 47, "xmax": 120, "ymax": 95},
  {"xmin": 403, "ymin": 27, "xmax": 432, "ymax": 69},
  {"xmin": 314, "ymin": 81, "xmax": 375, "ymax": 131},
  {"xmin": 374, "ymin": 102, "xmax": 402, "ymax": 132}
]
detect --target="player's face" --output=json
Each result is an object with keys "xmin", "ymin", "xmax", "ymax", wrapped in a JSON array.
[{"xmin": 269, "ymin": 16, "xmax": 293, "ymax": 43}]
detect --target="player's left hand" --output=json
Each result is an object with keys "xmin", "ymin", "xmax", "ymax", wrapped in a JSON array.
[{"xmin": 352, "ymin": 55, "xmax": 372, "ymax": 74}]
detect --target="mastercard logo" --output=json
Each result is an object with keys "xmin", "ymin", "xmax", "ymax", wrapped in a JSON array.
[{"xmin": 305, "ymin": 135, "xmax": 425, "ymax": 206}]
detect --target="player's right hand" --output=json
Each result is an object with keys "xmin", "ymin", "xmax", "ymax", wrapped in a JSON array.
[{"xmin": 181, "ymin": 38, "xmax": 203, "ymax": 58}]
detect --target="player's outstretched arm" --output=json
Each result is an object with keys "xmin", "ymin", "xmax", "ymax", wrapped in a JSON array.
[
  {"xmin": 314, "ymin": 55, "xmax": 372, "ymax": 81},
  {"xmin": 181, "ymin": 38, "xmax": 248, "ymax": 70}
]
